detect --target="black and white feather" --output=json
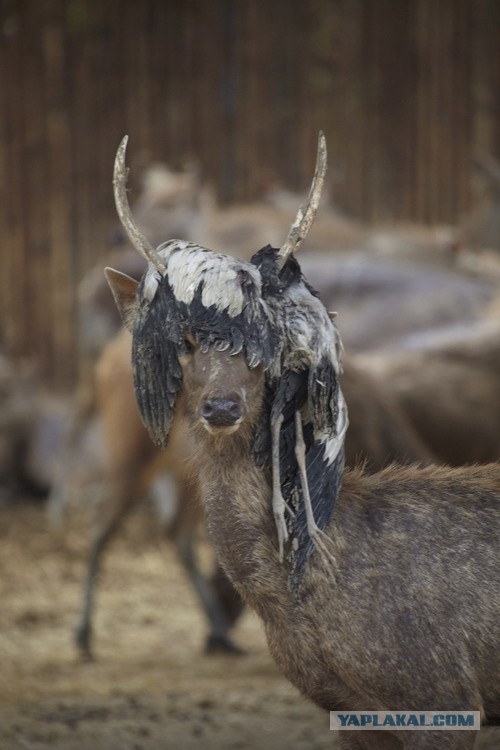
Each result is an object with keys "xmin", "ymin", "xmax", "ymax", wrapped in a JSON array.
[{"xmin": 252, "ymin": 246, "xmax": 348, "ymax": 588}]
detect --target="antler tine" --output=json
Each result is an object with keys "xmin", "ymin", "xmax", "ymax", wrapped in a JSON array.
[
  {"xmin": 113, "ymin": 136, "xmax": 167, "ymax": 274},
  {"xmin": 278, "ymin": 132, "xmax": 328, "ymax": 269}
]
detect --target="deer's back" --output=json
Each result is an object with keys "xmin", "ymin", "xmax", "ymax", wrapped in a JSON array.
[{"xmin": 264, "ymin": 463, "xmax": 500, "ymax": 713}]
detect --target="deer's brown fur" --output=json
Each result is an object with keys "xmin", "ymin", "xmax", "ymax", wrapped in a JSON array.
[{"xmin": 174, "ymin": 344, "xmax": 499, "ymax": 750}]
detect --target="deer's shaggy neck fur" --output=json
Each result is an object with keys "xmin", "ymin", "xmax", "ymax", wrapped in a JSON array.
[
  {"xmin": 191, "ymin": 427, "xmax": 285, "ymax": 612},
  {"xmin": 192, "ymin": 421, "xmax": 500, "ymax": 731}
]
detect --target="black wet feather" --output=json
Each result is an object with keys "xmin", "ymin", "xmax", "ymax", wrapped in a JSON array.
[
  {"xmin": 132, "ymin": 276, "xmax": 184, "ymax": 448},
  {"xmin": 308, "ymin": 354, "xmax": 341, "ymax": 437},
  {"xmin": 290, "ymin": 446, "xmax": 344, "ymax": 589},
  {"xmin": 251, "ymin": 250, "xmax": 345, "ymax": 590}
]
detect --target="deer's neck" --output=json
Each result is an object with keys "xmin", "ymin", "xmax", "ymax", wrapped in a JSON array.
[{"xmin": 192, "ymin": 434, "xmax": 289, "ymax": 617}]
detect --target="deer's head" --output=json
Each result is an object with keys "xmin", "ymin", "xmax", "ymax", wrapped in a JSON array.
[{"xmin": 106, "ymin": 135, "xmax": 330, "ymax": 448}]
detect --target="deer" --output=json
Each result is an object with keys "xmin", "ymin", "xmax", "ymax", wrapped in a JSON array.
[
  {"xmin": 104, "ymin": 133, "xmax": 499, "ymax": 749},
  {"xmin": 53, "ymin": 183, "xmax": 432, "ymax": 659},
  {"xmin": 355, "ymin": 315, "xmax": 500, "ymax": 466},
  {"xmin": 353, "ymin": 293, "xmax": 500, "ymax": 467},
  {"xmin": 458, "ymin": 150, "xmax": 500, "ymax": 254},
  {"xmin": 70, "ymin": 322, "xmax": 431, "ymax": 660}
]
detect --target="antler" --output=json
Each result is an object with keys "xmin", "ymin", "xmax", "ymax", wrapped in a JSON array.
[
  {"xmin": 113, "ymin": 136, "xmax": 167, "ymax": 274},
  {"xmin": 278, "ymin": 132, "xmax": 328, "ymax": 269}
]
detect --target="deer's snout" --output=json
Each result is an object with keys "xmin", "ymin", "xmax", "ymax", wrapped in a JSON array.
[{"xmin": 201, "ymin": 397, "xmax": 244, "ymax": 429}]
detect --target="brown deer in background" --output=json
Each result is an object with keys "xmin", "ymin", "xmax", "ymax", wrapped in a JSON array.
[
  {"xmin": 355, "ymin": 315, "xmax": 500, "ymax": 466},
  {"xmin": 105, "ymin": 134, "xmax": 500, "ymax": 749}
]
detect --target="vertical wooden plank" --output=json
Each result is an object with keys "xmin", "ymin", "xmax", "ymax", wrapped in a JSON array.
[
  {"xmin": 452, "ymin": 0, "xmax": 472, "ymax": 220},
  {"xmin": 42, "ymin": 0, "xmax": 76, "ymax": 387},
  {"xmin": 22, "ymin": 6, "xmax": 53, "ymax": 380},
  {"xmin": 0, "ymin": 0, "xmax": 30, "ymax": 363},
  {"xmin": 334, "ymin": 0, "xmax": 365, "ymax": 220},
  {"xmin": 414, "ymin": 0, "xmax": 427, "ymax": 223}
]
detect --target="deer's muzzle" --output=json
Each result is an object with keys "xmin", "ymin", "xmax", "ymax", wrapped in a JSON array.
[{"xmin": 201, "ymin": 397, "xmax": 244, "ymax": 430}]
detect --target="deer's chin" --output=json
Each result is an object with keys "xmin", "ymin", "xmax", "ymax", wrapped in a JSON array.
[{"xmin": 200, "ymin": 419, "xmax": 243, "ymax": 436}]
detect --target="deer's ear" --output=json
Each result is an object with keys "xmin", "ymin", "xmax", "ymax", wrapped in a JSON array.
[{"xmin": 105, "ymin": 267, "xmax": 139, "ymax": 331}]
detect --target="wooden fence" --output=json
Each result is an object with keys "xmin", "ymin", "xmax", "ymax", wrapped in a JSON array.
[{"xmin": 1, "ymin": 0, "xmax": 500, "ymax": 387}]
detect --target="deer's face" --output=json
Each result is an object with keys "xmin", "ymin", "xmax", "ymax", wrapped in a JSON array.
[{"xmin": 179, "ymin": 341, "xmax": 265, "ymax": 437}]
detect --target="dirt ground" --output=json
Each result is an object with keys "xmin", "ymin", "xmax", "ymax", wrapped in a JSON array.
[{"xmin": 0, "ymin": 501, "xmax": 498, "ymax": 750}]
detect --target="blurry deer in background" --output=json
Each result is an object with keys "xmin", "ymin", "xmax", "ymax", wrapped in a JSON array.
[
  {"xmin": 354, "ymin": 314, "xmax": 500, "ymax": 467},
  {"xmin": 459, "ymin": 150, "xmax": 500, "ymax": 254}
]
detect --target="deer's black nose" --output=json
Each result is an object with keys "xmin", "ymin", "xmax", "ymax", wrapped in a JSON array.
[{"xmin": 201, "ymin": 398, "xmax": 243, "ymax": 427}]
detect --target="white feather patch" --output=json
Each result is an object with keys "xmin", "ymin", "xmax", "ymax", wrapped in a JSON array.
[
  {"xmin": 143, "ymin": 267, "xmax": 162, "ymax": 302},
  {"xmin": 315, "ymin": 393, "xmax": 349, "ymax": 466},
  {"xmin": 148, "ymin": 240, "xmax": 262, "ymax": 318}
]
